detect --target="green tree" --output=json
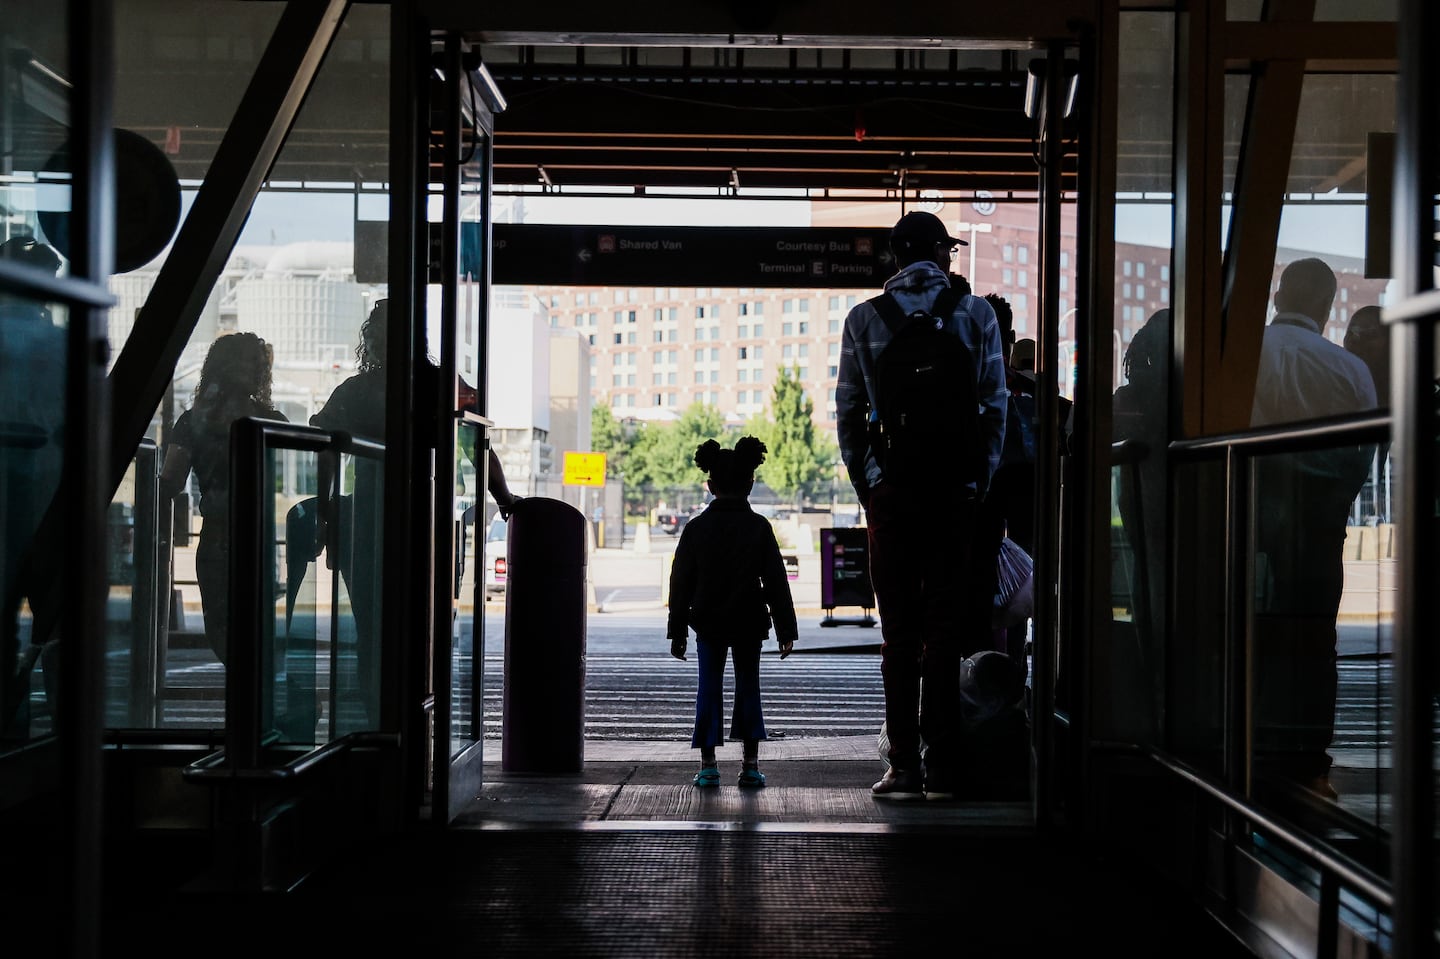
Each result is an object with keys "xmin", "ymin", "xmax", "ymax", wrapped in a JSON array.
[
  {"xmin": 590, "ymin": 402, "xmax": 628, "ymax": 478},
  {"xmin": 625, "ymin": 402, "xmax": 730, "ymax": 509},
  {"xmin": 755, "ymin": 365, "xmax": 835, "ymax": 511}
]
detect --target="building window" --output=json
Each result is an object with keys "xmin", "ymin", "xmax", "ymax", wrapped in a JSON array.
[
  {"xmin": 753, "ymin": 323, "xmax": 764, "ymax": 337},
  {"xmin": 1018, "ymin": 247, "xmax": 1029, "ymax": 264},
  {"xmin": 798, "ymin": 344, "xmax": 809, "ymax": 358},
  {"xmin": 1160, "ymin": 265, "xmax": 1170, "ymax": 281},
  {"xmin": 1002, "ymin": 268, "xmax": 1013, "ymax": 285},
  {"xmin": 1018, "ymin": 271, "xmax": 1027, "ymax": 288},
  {"xmin": 738, "ymin": 324, "xmax": 748, "ymax": 338},
  {"xmin": 738, "ymin": 368, "xmax": 748, "ymax": 382},
  {"xmin": 782, "ymin": 345, "xmax": 793, "ymax": 359},
  {"xmin": 829, "ymin": 319, "xmax": 840, "ymax": 334},
  {"xmin": 710, "ymin": 348, "xmax": 719, "ymax": 362},
  {"xmin": 783, "ymin": 299, "xmax": 795, "ymax": 313},
  {"xmin": 828, "ymin": 295, "xmax": 841, "ymax": 310},
  {"xmin": 828, "ymin": 364, "xmax": 838, "ymax": 377},
  {"xmin": 668, "ymin": 372, "xmax": 677, "ymax": 385},
  {"xmin": 753, "ymin": 346, "xmax": 763, "ymax": 360},
  {"xmin": 694, "ymin": 349, "xmax": 705, "ymax": 362},
  {"xmin": 709, "ymin": 326, "xmax": 719, "ymax": 340},
  {"xmin": 738, "ymin": 347, "xmax": 748, "ymax": 360},
  {"xmin": 782, "ymin": 322, "xmax": 793, "ymax": 336},
  {"xmin": 1002, "ymin": 245, "xmax": 1014, "ymax": 262},
  {"xmin": 798, "ymin": 298, "xmax": 810, "ymax": 313},
  {"xmin": 654, "ymin": 330, "xmax": 664, "ymax": 342},
  {"xmin": 1123, "ymin": 261, "xmax": 1133, "ymax": 277},
  {"xmin": 614, "ymin": 333, "xmax": 623, "ymax": 345}
]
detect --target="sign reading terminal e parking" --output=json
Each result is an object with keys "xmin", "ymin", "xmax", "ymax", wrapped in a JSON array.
[{"xmin": 492, "ymin": 224, "xmax": 894, "ymax": 288}]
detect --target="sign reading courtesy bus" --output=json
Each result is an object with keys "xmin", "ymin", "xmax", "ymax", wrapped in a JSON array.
[
  {"xmin": 492, "ymin": 224, "xmax": 894, "ymax": 288},
  {"xmin": 562, "ymin": 451, "xmax": 607, "ymax": 487}
]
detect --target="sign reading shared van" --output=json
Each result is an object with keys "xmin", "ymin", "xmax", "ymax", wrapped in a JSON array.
[{"xmin": 493, "ymin": 224, "xmax": 894, "ymax": 288}]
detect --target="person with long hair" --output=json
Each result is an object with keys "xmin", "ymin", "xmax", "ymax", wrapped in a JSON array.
[{"xmin": 160, "ymin": 332, "xmax": 286, "ymax": 664}]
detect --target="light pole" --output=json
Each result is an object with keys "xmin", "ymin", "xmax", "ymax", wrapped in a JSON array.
[{"xmin": 954, "ymin": 221, "xmax": 993, "ymax": 283}]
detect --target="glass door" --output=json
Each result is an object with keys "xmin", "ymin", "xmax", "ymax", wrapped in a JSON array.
[{"xmin": 430, "ymin": 34, "xmax": 503, "ymax": 824}]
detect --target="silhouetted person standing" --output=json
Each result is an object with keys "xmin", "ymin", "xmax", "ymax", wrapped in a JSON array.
[
  {"xmin": 837, "ymin": 211, "xmax": 1006, "ymax": 800},
  {"xmin": 1113, "ymin": 309, "xmax": 1171, "ymax": 671},
  {"xmin": 308, "ymin": 299, "xmax": 518, "ymax": 728},
  {"xmin": 666, "ymin": 437, "xmax": 796, "ymax": 788},
  {"xmin": 159, "ymin": 332, "xmax": 286, "ymax": 665},
  {"xmin": 1250, "ymin": 258, "xmax": 1376, "ymax": 799}
]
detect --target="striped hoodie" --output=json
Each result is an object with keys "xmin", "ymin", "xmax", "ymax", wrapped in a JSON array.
[{"xmin": 835, "ymin": 260, "xmax": 1007, "ymax": 501}]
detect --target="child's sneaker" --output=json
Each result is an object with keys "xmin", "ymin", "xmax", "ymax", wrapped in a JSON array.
[
  {"xmin": 737, "ymin": 767, "xmax": 766, "ymax": 788},
  {"xmin": 692, "ymin": 766, "xmax": 720, "ymax": 787}
]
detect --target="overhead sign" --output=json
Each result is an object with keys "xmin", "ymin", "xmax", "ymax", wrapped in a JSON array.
[
  {"xmin": 562, "ymin": 451, "xmax": 607, "ymax": 487},
  {"xmin": 493, "ymin": 224, "xmax": 896, "ymax": 288}
]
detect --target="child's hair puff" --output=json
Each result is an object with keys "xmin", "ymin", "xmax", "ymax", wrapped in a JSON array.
[{"xmin": 694, "ymin": 435, "xmax": 767, "ymax": 495}]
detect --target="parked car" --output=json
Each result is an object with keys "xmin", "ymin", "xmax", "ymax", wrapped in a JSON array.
[
  {"xmin": 656, "ymin": 503, "xmax": 706, "ymax": 535},
  {"xmin": 483, "ymin": 514, "xmax": 508, "ymax": 599}
]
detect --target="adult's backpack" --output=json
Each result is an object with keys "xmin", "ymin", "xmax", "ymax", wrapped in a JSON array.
[{"xmin": 867, "ymin": 287, "xmax": 986, "ymax": 489}]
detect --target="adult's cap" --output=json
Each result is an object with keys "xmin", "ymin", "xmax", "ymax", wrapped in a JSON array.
[{"xmin": 890, "ymin": 210, "xmax": 967, "ymax": 251}]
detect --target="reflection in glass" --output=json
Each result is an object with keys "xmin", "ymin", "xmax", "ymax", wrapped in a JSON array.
[
  {"xmin": 1, "ymin": 288, "xmax": 69, "ymax": 744},
  {"xmin": 1106, "ymin": 11, "xmax": 1175, "ymax": 744},
  {"xmin": 309, "ymin": 301, "xmax": 387, "ymax": 735},
  {"xmin": 1249, "ymin": 443, "xmax": 1393, "ymax": 874},
  {"xmin": 1170, "ymin": 459, "xmax": 1228, "ymax": 779}
]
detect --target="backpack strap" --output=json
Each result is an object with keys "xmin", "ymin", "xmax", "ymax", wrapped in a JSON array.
[
  {"xmin": 927, "ymin": 286, "xmax": 963, "ymax": 326},
  {"xmin": 867, "ymin": 292, "xmax": 909, "ymax": 334}
]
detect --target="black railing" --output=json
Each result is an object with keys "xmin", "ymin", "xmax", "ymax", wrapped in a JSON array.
[
  {"xmin": 183, "ymin": 418, "xmax": 385, "ymax": 781},
  {"xmin": 1113, "ymin": 412, "xmax": 1395, "ymax": 948}
]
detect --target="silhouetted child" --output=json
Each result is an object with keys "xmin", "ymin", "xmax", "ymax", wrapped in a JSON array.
[{"xmin": 666, "ymin": 436, "xmax": 798, "ymax": 788}]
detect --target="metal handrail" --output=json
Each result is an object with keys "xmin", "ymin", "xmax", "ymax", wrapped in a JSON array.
[
  {"xmin": 1148, "ymin": 749, "xmax": 1392, "ymax": 909},
  {"xmin": 1168, "ymin": 414, "xmax": 1389, "ymax": 460},
  {"xmin": 181, "ymin": 731, "xmax": 399, "ymax": 784},
  {"xmin": 226, "ymin": 418, "xmax": 387, "ymax": 776}
]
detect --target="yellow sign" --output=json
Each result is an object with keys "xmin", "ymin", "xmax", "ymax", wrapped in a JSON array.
[{"xmin": 562, "ymin": 451, "xmax": 607, "ymax": 487}]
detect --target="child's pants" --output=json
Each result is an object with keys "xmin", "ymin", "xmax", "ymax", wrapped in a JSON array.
[{"xmin": 692, "ymin": 635, "xmax": 767, "ymax": 748}]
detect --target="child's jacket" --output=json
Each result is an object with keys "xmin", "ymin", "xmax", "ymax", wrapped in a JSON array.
[{"xmin": 665, "ymin": 498, "xmax": 799, "ymax": 646}]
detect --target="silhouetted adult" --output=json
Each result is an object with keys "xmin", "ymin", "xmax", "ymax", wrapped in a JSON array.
[
  {"xmin": 837, "ymin": 211, "xmax": 1006, "ymax": 800},
  {"xmin": 307, "ymin": 299, "xmax": 517, "ymax": 727},
  {"xmin": 1112, "ymin": 309, "xmax": 1171, "ymax": 668},
  {"xmin": 1343, "ymin": 305, "xmax": 1389, "ymax": 409},
  {"xmin": 1, "ymin": 237, "xmax": 67, "ymax": 737},
  {"xmin": 159, "ymin": 332, "xmax": 286, "ymax": 665},
  {"xmin": 1250, "ymin": 258, "xmax": 1377, "ymax": 799},
  {"xmin": 979, "ymin": 293, "xmax": 1037, "ymax": 665}
]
